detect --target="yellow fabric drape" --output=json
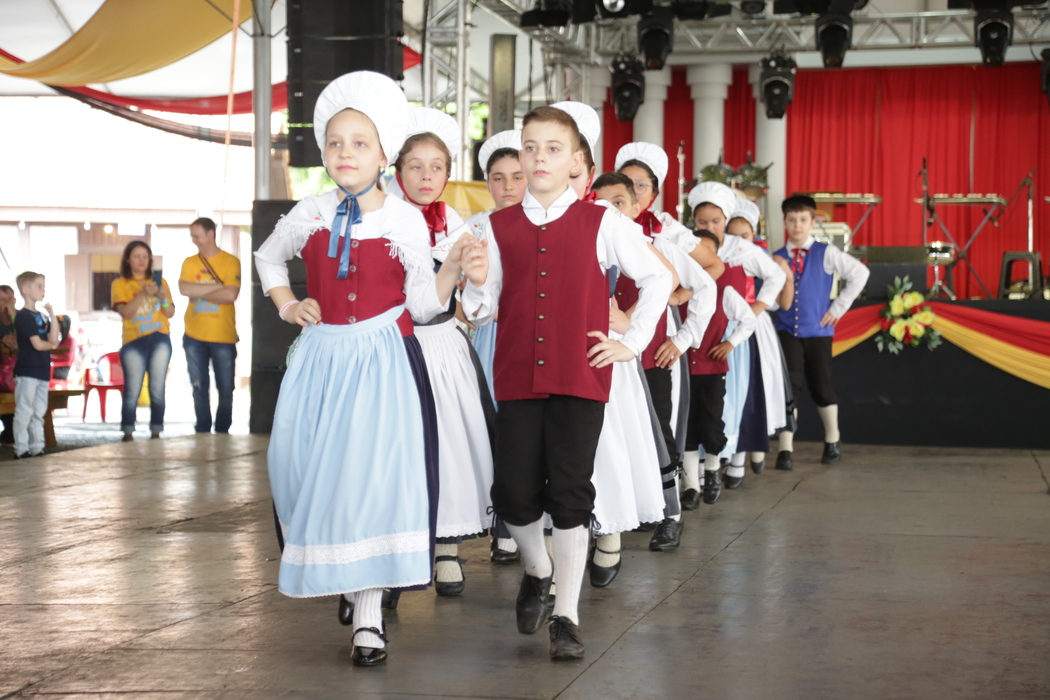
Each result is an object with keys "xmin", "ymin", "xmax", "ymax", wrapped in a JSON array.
[
  {"xmin": 832, "ymin": 324, "xmax": 880, "ymax": 357},
  {"xmin": 0, "ymin": 0, "xmax": 252, "ymax": 85},
  {"xmin": 440, "ymin": 181, "xmax": 494, "ymax": 221},
  {"xmin": 930, "ymin": 316, "xmax": 1050, "ymax": 391}
]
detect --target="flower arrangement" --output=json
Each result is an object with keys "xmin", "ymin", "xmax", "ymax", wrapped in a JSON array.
[{"xmin": 875, "ymin": 276, "xmax": 942, "ymax": 354}]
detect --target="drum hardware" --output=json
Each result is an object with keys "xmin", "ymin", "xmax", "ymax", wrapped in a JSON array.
[
  {"xmin": 926, "ymin": 242, "xmax": 957, "ymax": 300},
  {"xmin": 801, "ymin": 192, "xmax": 882, "ymax": 246}
]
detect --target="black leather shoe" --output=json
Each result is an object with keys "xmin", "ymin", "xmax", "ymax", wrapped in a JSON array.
[
  {"xmin": 681, "ymin": 488, "xmax": 702, "ymax": 510},
  {"xmin": 702, "ymin": 470, "xmax": 722, "ymax": 504},
  {"xmin": 351, "ymin": 627, "xmax": 388, "ymax": 667},
  {"xmin": 490, "ymin": 538, "xmax": 521, "ymax": 564},
  {"xmin": 724, "ymin": 473, "xmax": 743, "ymax": 489},
  {"xmin": 381, "ymin": 588, "xmax": 400, "ymax": 610},
  {"xmin": 338, "ymin": 594, "xmax": 354, "ymax": 626},
  {"xmin": 822, "ymin": 441, "xmax": 842, "ymax": 464},
  {"xmin": 434, "ymin": 555, "xmax": 465, "ymax": 596},
  {"xmin": 549, "ymin": 616, "xmax": 585, "ymax": 660},
  {"xmin": 775, "ymin": 450, "xmax": 794, "ymax": 471},
  {"xmin": 751, "ymin": 459, "xmax": 766, "ymax": 474},
  {"xmin": 589, "ymin": 548, "xmax": 621, "ymax": 588},
  {"xmin": 649, "ymin": 518, "xmax": 683, "ymax": 551},
  {"xmin": 516, "ymin": 571, "xmax": 553, "ymax": 634}
]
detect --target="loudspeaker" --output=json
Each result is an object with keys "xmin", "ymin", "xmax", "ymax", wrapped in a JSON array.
[
  {"xmin": 864, "ymin": 263, "xmax": 927, "ymax": 300},
  {"xmin": 286, "ymin": 0, "xmax": 404, "ymax": 168}
]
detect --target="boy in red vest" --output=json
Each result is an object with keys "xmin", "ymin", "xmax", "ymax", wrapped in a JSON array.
[{"xmin": 462, "ymin": 106, "xmax": 672, "ymax": 660}]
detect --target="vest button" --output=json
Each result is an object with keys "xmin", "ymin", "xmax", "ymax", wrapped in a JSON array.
[
  {"xmin": 540, "ymin": 226, "xmax": 547, "ymax": 231},
  {"xmin": 540, "ymin": 247, "xmax": 547, "ymax": 253},
  {"xmin": 794, "ymin": 324, "xmax": 798, "ymax": 328},
  {"xmin": 348, "ymin": 265, "xmax": 357, "ymax": 273},
  {"xmin": 539, "ymin": 293, "xmax": 546, "ymax": 298},
  {"xmin": 537, "ymin": 337, "xmax": 545, "ymax": 343},
  {"xmin": 537, "ymin": 359, "xmax": 546, "ymax": 366},
  {"xmin": 538, "ymin": 314, "xmax": 545, "ymax": 320},
  {"xmin": 540, "ymin": 271, "xmax": 547, "ymax": 277},
  {"xmin": 348, "ymin": 293, "xmax": 357, "ymax": 302},
  {"xmin": 348, "ymin": 316, "xmax": 357, "ymax": 324},
  {"xmin": 350, "ymin": 240, "xmax": 360, "ymax": 248}
]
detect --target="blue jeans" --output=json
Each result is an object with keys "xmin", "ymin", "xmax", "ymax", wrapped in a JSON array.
[
  {"xmin": 119, "ymin": 332, "xmax": 172, "ymax": 433},
  {"xmin": 183, "ymin": 335, "xmax": 237, "ymax": 433}
]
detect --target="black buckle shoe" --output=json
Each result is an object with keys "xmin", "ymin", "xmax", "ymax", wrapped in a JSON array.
[
  {"xmin": 434, "ymin": 555, "xmax": 465, "ymax": 596},
  {"xmin": 821, "ymin": 441, "xmax": 841, "ymax": 464},
  {"xmin": 549, "ymin": 616, "xmax": 585, "ymax": 660},
  {"xmin": 381, "ymin": 588, "xmax": 400, "ymax": 610},
  {"xmin": 649, "ymin": 518, "xmax": 683, "ymax": 551},
  {"xmin": 588, "ymin": 546, "xmax": 621, "ymax": 588},
  {"xmin": 681, "ymin": 488, "xmax": 701, "ymax": 510},
  {"xmin": 724, "ymin": 473, "xmax": 743, "ymax": 489},
  {"xmin": 490, "ymin": 538, "xmax": 521, "ymax": 564},
  {"xmin": 775, "ymin": 450, "xmax": 794, "ymax": 471},
  {"xmin": 751, "ymin": 458, "xmax": 766, "ymax": 474},
  {"xmin": 702, "ymin": 470, "xmax": 722, "ymax": 504},
  {"xmin": 338, "ymin": 594, "xmax": 354, "ymax": 626},
  {"xmin": 351, "ymin": 627, "xmax": 388, "ymax": 666},
  {"xmin": 516, "ymin": 571, "xmax": 553, "ymax": 634}
]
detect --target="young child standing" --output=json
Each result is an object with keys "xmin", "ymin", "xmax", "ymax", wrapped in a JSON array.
[
  {"xmin": 772, "ymin": 195, "xmax": 870, "ymax": 468},
  {"xmin": 462, "ymin": 106, "xmax": 672, "ymax": 660},
  {"xmin": 12, "ymin": 271, "xmax": 59, "ymax": 459},
  {"xmin": 392, "ymin": 107, "xmax": 495, "ymax": 597},
  {"xmin": 253, "ymin": 71, "xmax": 480, "ymax": 666}
]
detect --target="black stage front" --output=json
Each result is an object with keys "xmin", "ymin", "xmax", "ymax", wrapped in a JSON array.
[{"xmin": 792, "ymin": 299, "xmax": 1050, "ymax": 450}]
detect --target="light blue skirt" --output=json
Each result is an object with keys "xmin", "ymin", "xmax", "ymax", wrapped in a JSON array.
[
  {"xmin": 718, "ymin": 321, "xmax": 751, "ymax": 459},
  {"xmin": 269, "ymin": 306, "xmax": 432, "ymax": 598},
  {"xmin": 471, "ymin": 320, "xmax": 497, "ymax": 407}
]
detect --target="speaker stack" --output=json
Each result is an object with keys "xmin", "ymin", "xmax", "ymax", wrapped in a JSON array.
[{"xmin": 286, "ymin": 0, "xmax": 404, "ymax": 168}]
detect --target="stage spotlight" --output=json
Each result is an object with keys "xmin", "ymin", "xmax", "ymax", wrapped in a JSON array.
[
  {"xmin": 597, "ymin": 0, "xmax": 653, "ymax": 19},
  {"xmin": 572, "ymin": 0, "xmax": 598, "ymax": 22},
  {"xmin": 759, "ymin": 49, "xmax": 796, "ymax": 119},
  {"xmin": 638, "ymin": 7, "xmax": 675, "ymax": 70},
  {"xmin": 520, "ymin": 0, "xmax": 571, "ymax": 27},
  {"xmin": 611, "ymin": 54, "xmax": 646, "ymax": 121},
  {"xmin": 1041, "ymin": 49, "xmax": 1050, "ymax": 107},
  {"xmin": 974, "ymin": 7, "xmax": 1012, "ymax": 66},
  {"xmin": 671, "ymin": 0, "xmax": 733, "ymax": 19},
  {"xmin": 741, "ymin": 0, "xmax": 767, "ymax": 16},
  {"xmin": 815, "ymin": 12, "xmax": 852, "ymax": 68}
]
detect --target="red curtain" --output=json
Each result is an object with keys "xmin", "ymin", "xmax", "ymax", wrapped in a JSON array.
[
  {"xmin": 602, "ymin": 88, "xmax": 634, "ymax": 177},
  {"xmin": 662, "ymin": 67, "xmax": 694, "ymax": 216},
  {"xmin": 786, "ymin": 62, "xmax": 1050, "ymax": 298},
  {"xmin": 723, "ymin": 67, "xmax": 756, "ymax": 169}
]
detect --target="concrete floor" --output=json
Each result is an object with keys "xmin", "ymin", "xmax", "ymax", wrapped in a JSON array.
[{"xmin": 1, "ymin": 437, "xmax": 1048, "ymax": 699}]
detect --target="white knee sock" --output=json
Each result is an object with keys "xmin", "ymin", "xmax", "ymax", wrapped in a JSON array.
[
  {"xmin": 435, "ymin": 543, "xmax": 462, "ymax": 582},
  {"xmin": 593, "ymin": 532, "xmax": 620, "ymax": 568},
  {"xmin": 506, "ymin": 521, "xmax": 553, "ymax": 579},
  {"xmin": 731, "ymin": 452, "xmax": 746, "ymax": 467},
  {"xmin": 497, "ymin": 537, "xmax": 518, "ymax": 553},
  {"xmin": 750, "ymin": 451, "xmax": 766, "ymax": 464},
  {"xmin": 779, "ymin": 430, "xmax": 794, "ymax": 452},
  {"xmin": 670, "ymin": 474, "xmax": 681, "ymax": 521},
  {"xmin": 552, "ymin": 525, "xmax": 588, "ymax": 625},
  {"xmin": 817, "ymin": 404, "xmax": 840, "ymax": 443},
  {"xmin": 682, "ymin": 450, "xmax": 701, "ymax": 491},
  {"xmin": 352, "ymin": 588, "xmax": 385, "ymax": 649},
  {"xmin": 704, "ymin": 453, "xmax": 720, "ymax": 473}
]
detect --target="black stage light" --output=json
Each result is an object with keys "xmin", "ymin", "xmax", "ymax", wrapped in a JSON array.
[
  {"xmin": 597, "ymin": 0, "xmax": 653, "ymax": 19},
  {"xmin": 815, "ymin": 12, "xmax": 852, "ymax": 68},
  {"xmin": 572, "ymin": 0, "xmax": 598, "ymax": 22},
  {"xmin": 1042, "ymin": 48, "xmax": 1050, "ymax": 107},
  {"xmin": 611, "ymin": 54, "xmax": 646, "ymax": 121},
  {"xmin": 741, "ymin": 0, "xmax": 767, "ymax": 16},
  {"xmin": 974, "ymin": 7, "xmax": 1013, "ymax": 66},
  {"xmin": 759, "ymin": 49, "xmax": 796, "ymax": 119},
  {"xmin": 520, "ymin": 0, "xmax": 572, "ymax": 27},
  {"xmin": 638, "ymin": 7, "xmax": 675, "ymax": 70},
  {"xmin": 671, "ymin": 0, "xmax": 732, "ymax": 19}
]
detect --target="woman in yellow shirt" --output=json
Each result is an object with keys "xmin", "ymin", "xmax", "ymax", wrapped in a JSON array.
[{"xmin": 111, "ymin": 241, "xmax": 176, "ymax": 441}]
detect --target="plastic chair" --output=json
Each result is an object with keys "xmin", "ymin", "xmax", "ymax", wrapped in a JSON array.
[
  {"xmin": 998, "ymin": 252, "xmax": 1044, "ymax": 299},
  {"xmin": 83, "ymin": 351, "xmax": 124, "ymax": 422}
]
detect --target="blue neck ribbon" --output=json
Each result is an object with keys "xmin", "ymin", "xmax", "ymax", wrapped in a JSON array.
[{"xmin": 328, "ymin": 176, "xmax": 380, "ymax": 279}]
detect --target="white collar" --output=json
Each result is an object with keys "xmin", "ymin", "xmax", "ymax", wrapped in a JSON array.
[
  {"xmin": 786, "ymin": 236, "xmax": 814, "ymax": 252},
  {"xmin": 522, "ymin": 186, "xmax": 577, "ymax": 213}
]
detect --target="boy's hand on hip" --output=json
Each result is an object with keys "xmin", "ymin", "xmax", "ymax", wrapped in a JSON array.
[
  {"xmin": 654, "ymin": 339, "xmax": 680, "ymax": 368},
  {"xmin": 820, "ymin": 311, "xmax": 840, "ymax": 327},
  {"xmin": 708, "ymin": 341, "xmax": 733, "ymax": 362},
  {"xmin": 586, "ymin": 331, "xmax": 635, "ymax": 368}
]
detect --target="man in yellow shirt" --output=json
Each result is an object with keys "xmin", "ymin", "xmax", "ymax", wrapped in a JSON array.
[{"xmin": 178, "ymin": 217, "xmax": 241, "ymax": 433}]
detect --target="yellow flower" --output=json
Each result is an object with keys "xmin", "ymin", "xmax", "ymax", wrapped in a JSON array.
[
  {"xmin": 889, "ymin": 294, "xmax": 905, "ymax": 317},
  {"xmin": 903, "ymin": 291, "xmax": 925, "ymax": 310},
  {"xmin": 889, "ymin": 319, "xmax": 907, "ymax": 341},
  {"xmin": 913, "ymin": 309, "xmax": 935, "ymax": 326},
  {"xmin": 907, "ymin": 319, "xmax": 926, "ymax": 338}
]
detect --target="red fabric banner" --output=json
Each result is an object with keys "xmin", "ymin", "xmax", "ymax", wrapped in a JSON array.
[{"xmin": 927, "ymin": 302, "xmax": 1050, "ymax": 358}]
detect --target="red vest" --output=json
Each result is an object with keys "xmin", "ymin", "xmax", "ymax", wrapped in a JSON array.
[
  {"xmin": 491, "ymin": 200, "xmax": 613, "ymax": 403},
  {"xmin": 686, "ymin": 277, "xmax": 729, "ymax": 376},
  {"xmin": 613, "ymin": 275, "xmax": 668, "ymax": 370},
  {"xmin": 720, "ymin": 263, "xmax": 748, "ymax": 299},
  {"xmin": 300, "ymin": 232, "xmax": 413, "ymax": 336}
]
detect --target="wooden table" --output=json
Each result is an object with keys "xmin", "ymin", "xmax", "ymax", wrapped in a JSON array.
[{"xmin": 0, "ymin": 389, "xmax": 86, "ymax": 447}]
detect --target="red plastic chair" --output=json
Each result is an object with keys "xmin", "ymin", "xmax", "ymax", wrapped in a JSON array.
[{"xmin": 83, "ymin": 351, "xmax": 124, "ymax": 422}]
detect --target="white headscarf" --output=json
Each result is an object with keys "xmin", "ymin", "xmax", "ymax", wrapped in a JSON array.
[
  {"xmin": 313, "ymin": 71, "xmax": 409, "ymax": 164},
  {"xmin": 614, "ymin": 142, "xmax": 669, "ymax": 187},
  {"xmin": 478, "ymin": 130, "xmax": 522, "ymax": 179},
  {"xmin": 732, "ymin": 198, "xmax": 760, "ymax": 230},
  {"xmin": 550, "ymin": 101, "xmax": 601, "ymax": 153},
  {"xmin": 407, "ymin": 107, "xmax": 462, "ymax": 161},
  {"xmin": 687, "ymin": 181, "xmax": 738, "ymax": 220}
]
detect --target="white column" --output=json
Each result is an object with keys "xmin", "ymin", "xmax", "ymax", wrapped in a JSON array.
[
  {"xmin": 583, "ymin": 65, "xmax": 609, "ymax": 174},
  {"xmin": 687, "ymin": 64, "xmax": 732, "ymax": 180},
  {"xmin": 632, "ymin": 67, "xmax": 671, "ymax": 211},
  {"xmin": 750, "ymin": 64, "xmax": 788, "ymax": 251}
]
